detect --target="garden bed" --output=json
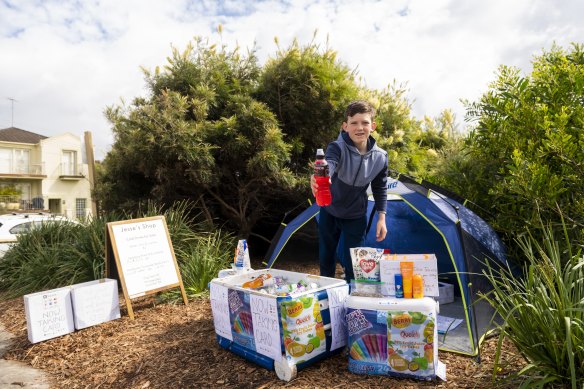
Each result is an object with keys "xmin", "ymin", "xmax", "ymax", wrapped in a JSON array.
[{"xmin": 0, "ymin": 259, "xmax": 526, "ymax": 388}]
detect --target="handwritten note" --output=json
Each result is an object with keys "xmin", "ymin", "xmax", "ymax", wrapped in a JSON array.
[
  {"xmin": 210, "ymin": 283, "xmax": 232, "ymax": 341},
  {"xmin": 250, "ymin": 294, "xmax": 281, "ymax": 361},
  {"xmin": 380, "ymin": 254, "xmax": 439, "ymax": 296},
  {"xmin": 110, "ymin": 218, "xmax": 179, "ymax": 297},
  {"xmin": 327, "ymin": 285, "xmax": 349, "ymax": 351}
]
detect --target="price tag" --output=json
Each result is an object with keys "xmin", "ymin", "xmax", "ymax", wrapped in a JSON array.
[
  {"xmin": 250, "ymin": 294, "xmax": 281, "ymax": 361},
  {"xmin": 326, "ymin": 285, "xmax": 349, "ymax": 351},
  {"xmin": 210, "ymin": 283, "xmax": 232, "ymax": 340}
]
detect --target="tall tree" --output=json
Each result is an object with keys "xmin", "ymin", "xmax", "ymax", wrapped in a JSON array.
[
  {"xmin": 439, "ymin": 43, "xmax": 584, "ymax": 258},
  {"xmin": 256, "ymin": 35, "xmax": 361, "ymax": 172},
  {"xmin": 97, "ymin": 38, "xmax": 296, "ymax": 237}
]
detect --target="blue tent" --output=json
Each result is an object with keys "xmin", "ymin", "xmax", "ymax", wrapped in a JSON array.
[{"xmin": 264, "ymin": 175, "xmax": 509, "ymax": 357}]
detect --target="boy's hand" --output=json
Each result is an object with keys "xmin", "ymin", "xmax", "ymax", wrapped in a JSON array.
[
  {"xmin": 376, "ymin": 214, "xmax": 387, "ymax": 241},
  {"xmin": 310, "ymin": 175, "xmax": 318, "ymax": 197}
]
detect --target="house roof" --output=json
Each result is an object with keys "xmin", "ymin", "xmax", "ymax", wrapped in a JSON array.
[{"xmin": 0, "ymin": 127, "xmax": 48, "ymax": 144}]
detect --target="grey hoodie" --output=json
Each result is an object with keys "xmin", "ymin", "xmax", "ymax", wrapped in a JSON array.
[{"xmin": 324, "ymin": 131, "xmax": 388, "ymax": 219}]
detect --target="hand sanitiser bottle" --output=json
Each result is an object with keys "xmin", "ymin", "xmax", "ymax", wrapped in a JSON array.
[{"xmin": 314, "ymin": 149, "xmax": 332, "ymax": 206}]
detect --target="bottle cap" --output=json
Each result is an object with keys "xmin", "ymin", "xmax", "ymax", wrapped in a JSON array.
[{"xmin": 316, "ymin": 149, "xmax": 325, "ymax": 157}]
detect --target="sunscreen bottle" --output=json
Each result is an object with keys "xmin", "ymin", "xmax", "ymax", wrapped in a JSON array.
[
  {"xmin": 394, "ymin": 273, "xmax": 404, "ymax": 298},
  {"xmin": 400, "ymin": 262, "xmax": 414, "ymax": 298},
  {"xmin": 412, "ymin": 274, "xmax": 424, "ymax": 298}
]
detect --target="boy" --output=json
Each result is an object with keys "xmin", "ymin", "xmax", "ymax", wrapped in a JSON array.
[{"xmin": 311, "ymin": 100, "xmax": 388, "ymax": 282}]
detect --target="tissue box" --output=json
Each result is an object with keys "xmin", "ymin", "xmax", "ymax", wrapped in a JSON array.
[{"xmin": 436, "ymin": 282, "xmax": 454, "ymax": 305}]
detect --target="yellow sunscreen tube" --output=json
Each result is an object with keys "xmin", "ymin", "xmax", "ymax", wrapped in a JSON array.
[{"xmin": 400, "ymin": 262, "xmax": 414, "ymax": 298}]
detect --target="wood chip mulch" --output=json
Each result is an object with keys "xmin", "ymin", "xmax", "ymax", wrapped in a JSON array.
[{"xmin": 0, "ymin": 260, "xmax": 527, "ymax": 388}]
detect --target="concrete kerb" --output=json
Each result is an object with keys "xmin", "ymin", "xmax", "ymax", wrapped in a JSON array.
[{"xmin": 0, "ymin": 323, "xmax": 49, "ymax": 388}]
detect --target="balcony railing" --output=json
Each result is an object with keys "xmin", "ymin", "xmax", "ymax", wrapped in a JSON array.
[
  {"xmin": 0, "ymin": 161, "xmax": 45, "ymax": 175},
  {"xmin": 0, "ymin": 195, "xmax": 46, "ymax": 212},
  {"xmin": 59, "ymin": 163, "xmax": 85, "ymax": 177}
]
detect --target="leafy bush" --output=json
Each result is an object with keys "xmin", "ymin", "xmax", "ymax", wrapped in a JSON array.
[
  {"xmin": 439, "ymin": 43, "xmax": 584, "ymax": 264},
  {"xmin": 0, "ymin": 201, "xmax": 234, "ymax": 299},
  {"xmin": 482, "ymin": 221, "xmax": 584, "ymax": 388}
]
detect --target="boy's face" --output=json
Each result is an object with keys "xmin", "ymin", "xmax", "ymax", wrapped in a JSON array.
[{"xmin": 342, "ymin": 112, "xmax": 377, "ymax": 146}]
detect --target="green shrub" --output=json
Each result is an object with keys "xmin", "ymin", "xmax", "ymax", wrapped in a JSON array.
[
  {"xmin": 0, "ymin": 221, "xmax": 100, "ymax": 297},
  {"xmin": 0, "ymin": 201, "xmax": 234, "ymax": 299},
  {"xmin": 482, "ymin": 221, "xmax": 584, "ymax": 388}
]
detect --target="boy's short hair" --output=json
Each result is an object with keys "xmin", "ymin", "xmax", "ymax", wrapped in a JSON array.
[{"xmin": 344, "ymin": 100, "xmax": 376, "ymax": 121}]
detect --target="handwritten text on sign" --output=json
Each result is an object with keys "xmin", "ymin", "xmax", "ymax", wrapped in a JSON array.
[
  {"xmin": 111, "ymin": 219, "xmax": 179, "ymax": 297},
  {"xmin": 210, "ymin": 283, "xmax": 232, "ymax": 341},
  {"xmin": 250, "ymin": 294, "xmax": 281, "ymax": 361},
  {"xmin": 327, "ymin": 285, "xmax": 349, "ymax": 351}
]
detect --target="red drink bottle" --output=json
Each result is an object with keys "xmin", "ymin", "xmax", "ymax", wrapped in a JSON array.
[{"xmin": 314, "ymin": 149, "xmax": 332, "ymax": 206}]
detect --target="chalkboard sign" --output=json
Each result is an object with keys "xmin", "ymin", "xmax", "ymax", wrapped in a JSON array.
[{"xmin": 105, "ymin": 216, "xmax": 188, "ymax": 319}]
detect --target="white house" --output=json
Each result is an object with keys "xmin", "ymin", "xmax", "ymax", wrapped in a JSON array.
[{"xmin": 0, "ymin": 127, "xmax": 92, "ymax": 220}]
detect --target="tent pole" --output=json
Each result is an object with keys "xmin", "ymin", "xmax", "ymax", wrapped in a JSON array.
[{"xmin": 456, "ymin": 217, "xmax": 482, "ymax": 363}]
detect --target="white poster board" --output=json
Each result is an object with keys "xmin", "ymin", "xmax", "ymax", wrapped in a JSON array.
[
  {"xmin": 250, "ymin": 294, "xmax": 281, "ymax": 361},
  {"xmin": 210, "ymin": 283, "xmax": 232, "ymax": 341},
  {"xmin": 70, "ymin": 278, "xmax": 121, "ymax": 330},
  {"xmin": 106, "ymin": 216, "xmax": 188, "ymax": 319},
  {"xmin": 24, "ymin": 287, "xmax": 75, "ymax": 343},
  {"xmin": 326, "ymin": 285, "xmax": 349, "ymax": 351},
  {"xmin": 379, "ymin": 254, "xmax": 439, "ymax": 297}
]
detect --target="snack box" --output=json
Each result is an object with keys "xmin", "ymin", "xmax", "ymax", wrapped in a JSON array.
[
  {"xmin": 210, "ymin": 269, "xmax": 348, "ymax": 381},
  {"xmin": 346, "ymin": 295, "xmax": 440, "ymax": 380}
]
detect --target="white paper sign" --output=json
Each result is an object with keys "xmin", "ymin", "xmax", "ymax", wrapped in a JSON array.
[
  {"xmin": 380, "ymin": 254, "xmax": 439, "ymax": 297},
  {"xmin": 326, "ymin": 285, "xmax": 349, "ymax": 351},
  {"xmin": 70, "ymin": 279, "xmax": 121, "ymax": 330},
  {"xmin": 111, "ymin": 218, "xmax": 179, "ymax": 297},
  {"xmin": 250, "ymin": 294, "xmax": 281, "ymax": 361},
  {"xmin": 24, "ymin": 287, "xmax": 75, "ymax": 343},
  {"xmin": 210, "ymin": 283, "xmax": 232, "ymax": 341}
]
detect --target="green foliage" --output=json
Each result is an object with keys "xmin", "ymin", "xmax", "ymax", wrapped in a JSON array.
[
  {"xmin": 0, "ymin": 185, "xmax": 21, "ymax": 196},
  {"xmin": 435, "ymin": 43, "xmax": 584, "ymax": 260},
  {"xmin": 482, "ymin": 220, "xmax": 584, "ymax": 388},
  {"xmin": 0, "ymin": 221, "xmax": 102, "ymax": 297},
  {"xmin": 256, "ymin": 35, "xmax": 361, "ymax": 171},
  {"xmin": 0, "ymin": 201, "xmax": 234, "ymax": 299},
  {"xmin": 368, "ymin": 82, "xmax": 456, "ymax": 179},
  {"xmin": 98, "ymin": 37, "xmax": 297, "ymax": 236}
]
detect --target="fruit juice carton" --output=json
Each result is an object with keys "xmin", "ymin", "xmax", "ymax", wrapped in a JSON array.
[{"xmin": 345, "ymin": 295, "xmax": 438, "ymax": 380}]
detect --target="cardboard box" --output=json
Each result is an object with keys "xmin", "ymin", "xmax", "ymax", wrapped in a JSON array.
[
  {"xmin": 70, "ymin": 278, "xmax": 121, "ymax": 330},
  {"xmin": 436, "ymin": 282, "xmax": 454, "ymax": 305},
  {"xmin": 24, "ymin": 287, "xmax": 75, "ymax": 343}
]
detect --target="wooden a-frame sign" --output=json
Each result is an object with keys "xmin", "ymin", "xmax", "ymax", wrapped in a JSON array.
[{"xmin": 105, "ymin": 216, "xmax": 188, "ymax": 319}]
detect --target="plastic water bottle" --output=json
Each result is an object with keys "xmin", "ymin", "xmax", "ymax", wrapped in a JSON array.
[{"xmin": 314, "ymin": 149, "xmax": 331, "ymax": 206}]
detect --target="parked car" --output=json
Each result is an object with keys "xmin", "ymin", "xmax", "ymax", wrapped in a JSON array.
[{"xmin": 0, "ymin": 213, "xmax": 76, "ymax": 259}]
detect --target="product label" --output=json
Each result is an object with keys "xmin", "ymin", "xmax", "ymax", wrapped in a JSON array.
[
  {"xmin": 280, "ymin": 294, "xmax": 326, "ymax": 365},
  {"xmin": 350, "ymin": 247, "xmax": 383, "ymax": 282},
  {"xmin": 387, "ymin": 311, "xmax": 436, "ymax": 379},
  {"xmin": 347, "ymin": 307, "xmax": 436, "ymax": 379},
  {"xmin": 228, "ymin": 289, "xmax": 256, "ymax": 351}
]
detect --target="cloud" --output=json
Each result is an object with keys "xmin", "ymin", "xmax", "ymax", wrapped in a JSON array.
[{"xmin": 0, "ymin": 0, "xmax": 582, "ymax": 159}]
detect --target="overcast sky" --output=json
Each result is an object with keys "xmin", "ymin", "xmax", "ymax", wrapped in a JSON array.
[{"xmin": 1, "ymin": 0, "xmax": 582, "ymax": 160}]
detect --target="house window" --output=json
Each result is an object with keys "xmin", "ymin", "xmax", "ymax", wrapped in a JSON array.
[
  {"xmin": 61, "ymin": 150, "xmax": 76, "ymax": 175},
  {"xmin": 0, "ymin": 147, "xmax": 30, "ymax": 174},
  {"xmin": 76, "ymin": 198, "xmax": 86, "ymax": 219}
]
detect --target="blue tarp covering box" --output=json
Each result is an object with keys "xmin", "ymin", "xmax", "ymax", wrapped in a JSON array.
[{"xmin": 210, "ymin": 269, "xmax": 348, "ymax": 381}]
